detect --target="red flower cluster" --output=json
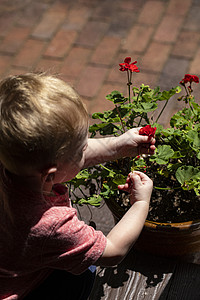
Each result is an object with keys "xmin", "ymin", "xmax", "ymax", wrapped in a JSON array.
[
  {"xmin": 180, "ymin": 74, "xmax": 199, "ymax": 85},
  {"xmin": 139, "ymin": 125, "xmax": 157, "ymax": 137},
  {"xmin": 119, "ymin": 57, "xmax": 140, "ymax": 73}
]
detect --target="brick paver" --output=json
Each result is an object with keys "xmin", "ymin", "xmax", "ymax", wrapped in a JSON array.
[
  {"xmin": 0, "ymin": 14, "xmax": 17, "ymax": 38},
  {"xmin": 32, "ymin": 3, "xmax": 68, "ymax": 39},
  {"xmin": 183, "ymin": 5, "xmax": 200, "ymax": 31},
  {"xmin": 77, "ymin": 65, "xmax": 108, "ymax": 98},
  {"xmin": 189, "ymin": 48, "xmax": 200, "ymax": 75},
  {"xmin": 158, "ymin": 57, "xmax": 189, "ymax": 95},
  {"xmin": 0, "ymin": 55, "xmax": 12, "ymax": 76},
  {"xmin": 13, "ymin": 39, "xmax": 46, "ymax": 69},
  {"xmin": 91, "ymin": 36, "xmax": 121, "ymax": 65},
  {"xmin": 138, "ymin": 1, "xmax": 165, "ymax": 25},
  {"xmin": 60, "ymin": 47, "xmax": 91, "ymax": 80},
  {"xmin": 62, "ymin": 4, "xmax": 91, "ymax": 30},
  {"xmin": 77, "ymin": 21, "xmax": 108, "ymax": 47},
  {"xmin": 172, "ymin": 31, "xmax": 200, "ymax": 59},
  {"xmin": 140, "ymin": 42, "xmax": 172, "ymax": 73},
  {"xmin": 44, "ymin": 28, "xmax": 78, "ymax": 58},
  {"xmin": 36, "ymin": 58, "xmax": 62, "ymax": 74},
  {"xmin": 15, "ymin": 2, "xmax": 48, "ymax": 27},
  {"xmin": 154, "ymin": 15, "xmax": 184, "ymax": 43},
  {"xmin": 122, "ymin": 24, "xmax": 154, "ymax": 53},
  {"xmin": 167, "ymin": 0, "xmax": 192, "ymax": 16},
  {"xmin": 0, "ymin": 27, "xmax": 30, "ymax": 54},
  {"xmin": 90, "ymin": 82, "xmax": 127, "ymax": 115}
]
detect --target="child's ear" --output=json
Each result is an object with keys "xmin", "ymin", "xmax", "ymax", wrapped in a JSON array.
[{"xmin": 41, "ymin": 166, "xmax": 57, "ymax": 183}]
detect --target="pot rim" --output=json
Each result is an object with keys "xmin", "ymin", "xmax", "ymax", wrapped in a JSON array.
[
  {"xmin": 105, "ymin": 197, "xmax": 200, "ymax": 230},
  {"xmin": 145, "ymin": 219, "xmax": 200, "ymax": 230}
]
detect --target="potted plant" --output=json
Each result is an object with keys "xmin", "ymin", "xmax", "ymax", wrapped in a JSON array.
[{"xmin": 68, "ymin": 57, "xmax": 200, "ymax": 261}]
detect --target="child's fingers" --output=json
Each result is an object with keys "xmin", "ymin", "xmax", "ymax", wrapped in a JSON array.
[
  {"xmin": 118, "ymin": 171, "xmax": 150, "ymax": 191},
  {"xmin": 118, "ymin": 182, "xmax": 129, "ymax": 190},
  {"xmin": 118, "ymin": 174, "xmax": 132, "ymax": 191},
  {"xmin": 132, "ymin": 171, "xmax": 153, "ymax": 187},
  {"xmin": 129, "ymin": 173, "xmax": 141, "ymax": 187},
  {"xmin": 128, "ymin": 171, "xmax": 148, "ymax": 183},
  {"xmin": 132, "ymin": 170, "xmax": 149, "ymax": 179}
]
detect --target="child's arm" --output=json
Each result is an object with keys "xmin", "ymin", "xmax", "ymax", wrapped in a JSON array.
[
  {"xmin": 95, "ymin": 171, "xmax": 153, "ymax": 266},
  {"xmin": 83, "ymin": 128, "xmax": 156, "ymax": 168}
]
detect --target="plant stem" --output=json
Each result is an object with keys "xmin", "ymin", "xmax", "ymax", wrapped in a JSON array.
[
  {"xmin": 127, "ymin": 70, "xmax": 130, "ymax": 103},
  {"xmin": 74, "ymin": 203, "xmax": 82, "ymax": 220},
  {"xmin": 154, "ymin": 186, "xmax": 181, "ymax": 190},
  {"xmin": 78, "ymin": 186, "xmax": 87, "ymax": 198},
  {"xmin": 99, "ymin": 163, "xmax": 113, "ymax": 173},
  {"xmin": 138, "ymin": 113, "xmax": 144, "ymax": 127},
  {"xmin": 127, "ymin": 70, "xmax": 132, "ymax": 103},
  {"xmin": 115, "ymin": 105, "xmax": 126, "ymax": 133},
  {"xmin": 188, "ymin": 96, "xmax": 195, "ymax": 114},
  {"xmin": 87, "ymin": 204, "xmax": 93, "ymax": 221},
  {"xmin": 184, "ymin": 85, "xmax": 189, "ymax": 96},
  {"xmin": 160, "ymin": 136, "xmax": 180, "ymax": 151},
  {"xmin": 155, "ymin": 99, "xmax": 169, "ymax": 123}
]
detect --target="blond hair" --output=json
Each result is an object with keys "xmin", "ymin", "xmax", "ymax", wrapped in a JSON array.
[{"xmin": 0, "ymin": 73, "xmax": 88, "ymax": 175}]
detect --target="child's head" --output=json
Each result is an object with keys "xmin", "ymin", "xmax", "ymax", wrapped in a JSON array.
[{"xmin": 0, "ymin": 73, "xmax": 88, "ymax": 176}]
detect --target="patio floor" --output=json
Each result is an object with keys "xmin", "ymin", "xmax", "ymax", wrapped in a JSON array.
[{"xmin": 89, "ymin": 249, "xmax": 200, "ymax": 300}]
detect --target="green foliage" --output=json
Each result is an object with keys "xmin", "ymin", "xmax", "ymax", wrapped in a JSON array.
[
  {"xmin": 67, "ymin": 70, "xmax": 200, "ymax": 207},
  {"xmin": 89, "ymin": 85, "xmax": 181, "ymax": 138}
]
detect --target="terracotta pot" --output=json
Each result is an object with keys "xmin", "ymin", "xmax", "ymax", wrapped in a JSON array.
[{"xmin": 105, "ymin": 197, "xmax": 200, "ymax": 263}]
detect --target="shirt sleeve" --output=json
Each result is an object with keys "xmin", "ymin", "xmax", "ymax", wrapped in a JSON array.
[{"xmin": 29, "ymin": 206, "xmax": 107, "ymax": 275}]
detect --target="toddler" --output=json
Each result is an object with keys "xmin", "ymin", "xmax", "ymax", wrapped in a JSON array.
[{"xmin": 0, "ymin": 73, "xmax": 154, "ymax": 299}]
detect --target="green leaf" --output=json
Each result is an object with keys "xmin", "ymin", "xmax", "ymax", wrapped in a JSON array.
[
  {"xmin": 113, "ymin": 174, "xmax": 126, "ymax": 185},
  {"xmin": 175, "ymin": 166, "xmax": 200, "ymax": 185},
  {"xmin": 92, "ymin": 112, "xmax": 106, "ymax": 120},
  {"xmin": 159, "ymin": 86, "xmax": 181, "ymax": 101},
  {"xmin": 171, "ymin": 151, "xmax": 184, "ymax": 159},
  {"xmin": 187, "ymin": 131, "xmax": 200, "ymax": 148},
  {"xmin": 133, "ymin": 102, "xmax": 157, "ymax": 113},
  {"xmin": 99, "ymin": 164, "xmax": 116, "ymax": 178},
  {"xmin": 77, "ymin": 195, "xmax": 102, "ymax": 206},
  {"xmin": 89, "ymin": 123, "xmax": 120, "ymax": 136},
  {"xmin": 75, "ymin": 169, "xmax": 90, "ymax": 179},
  {"xmin": 100, "ymin": 183, "xmax": 115, "ymax": 198},
  {"xmin": 106, "ymin": 91, "xmax": 127, "ymax": 104},
  {"xmin": 150, "ymin": 145, "xmax": 174, "ymax": 164},
  {"xmin": 153, "ymin": 123, "xmax": 164, "ymax": 136},
  {"xmin": 89, "ymin": 122, "xmax": 108, "ymax": 132}
]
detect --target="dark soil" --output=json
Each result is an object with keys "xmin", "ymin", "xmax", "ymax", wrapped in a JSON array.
[
  {"xmin": 148, "ymin": 169, "xmax": 200, "ymax": 223},
  {"xmin": 148, "ymin": 188, "xmax": 200, "ymax": 223},
  {"xmin": 117, "ymin": 173, "xmax": 200, "ymax": 223},
  {"xmin": 103, "ymin": 159, "xmax": 200, "ymax": 223},
  {"xmin": 117, "ymin": 188, "xmax": 200, "ymax": 223}
]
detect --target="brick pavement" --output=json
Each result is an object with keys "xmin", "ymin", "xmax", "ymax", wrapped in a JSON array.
[
  {"xmin": 0, "ymin": 0, "xmax": 200, "ymax": 233},
  {"xmin": 1, "ymin": 0, "xmax": 200, "ymax": 119}
]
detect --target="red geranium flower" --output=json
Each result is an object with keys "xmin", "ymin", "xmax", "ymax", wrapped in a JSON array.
[
  {"xmin": 139, "ymin": 125, "xmax": 157, "ymax": 137},
  {"xmin": 119, "ymin": 57, "xmax": 140, "ymax": 73},
  {"xmin": 180, "ymin": 74, "xmax": 199, "ymax": 85},
  {"xmin": 192, "ymin": 75, "xmax": 199, "ymax": 83}
]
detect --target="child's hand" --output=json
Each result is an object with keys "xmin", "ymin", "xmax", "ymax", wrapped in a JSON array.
[
  {"xmin": 116, "ymin": 128, "xmax": 156, "ymax": 158},
  {"xmin": 118, "ymin": 171, "xmax": 153, "ymax": 205},
  {"xmin": 97, "ymin": 171, "xmax": 153, "ymax": 267}
]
